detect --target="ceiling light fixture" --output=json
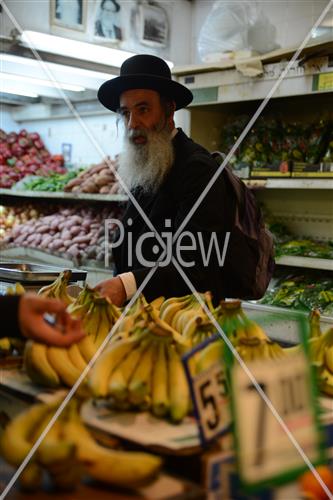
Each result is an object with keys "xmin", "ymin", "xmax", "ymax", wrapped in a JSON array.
[
  {"xmin": 20, "ymin": 31, "xmax": 174, "ymax": 69},
  {"xmin": 0, "ymin": 54, "xmax": 115, "ymax": 81},
  {"xmin": 1, "ymin": 72, "xmax": 85, "ymax": 92},
  {"xmin": 0, "ymin": 85, "xmax": 38, "ymax": 98}
]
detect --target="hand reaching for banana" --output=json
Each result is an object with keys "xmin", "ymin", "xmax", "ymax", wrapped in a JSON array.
[
  {"xmin": 94, "ymin": 276, "xmax": 126, "ymax": 306},
  {"xmin": 18, "ymin": 294, "xmax": 85, "ymax": 347}
]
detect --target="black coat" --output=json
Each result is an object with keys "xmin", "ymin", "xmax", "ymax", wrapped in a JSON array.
[{"xmin": 112, "ymin": 128, "xmax": 236, "ymax": 302}]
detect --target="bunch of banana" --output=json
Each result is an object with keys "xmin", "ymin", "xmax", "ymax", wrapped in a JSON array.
[
  {"xmin": 1, "ymin": 398, "xmax": 162, "ymax": 491},
  {"xmin": 5, "ymin": 282, "xmax": 25, "ymax": 295},
  {"xmin": 159, "ymin": 292, "xmax": 214, "ymax": 334},
  {"xmin": 89, "ymin": 309, "xmax": 191, "ymax": 423},
  {"xmin": 38, "ymin": 269, "xmax": 74, "ymax": 306},
  {"xmin": 236, "ymin": 337, "xmax": 285, "ymax": 362},
  {"xmin": 23, "ymin": 339, "xmax": 89, "ymax": 394},
  {"xmin": 308, "ymin": 325, "xmax": 333, "ymax": 397}
]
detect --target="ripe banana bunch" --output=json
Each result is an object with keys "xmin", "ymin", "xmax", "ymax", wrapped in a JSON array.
[
  {"xmin": 159, "ymin": 292, "xmax": 214, "ymax": 333},
  {"xmin": 195, "ymin": 340, "xmax": 224, "ymax": 374},
  {"xmin": 38, "ymin": 269, "xmax": 74, "ymax": 306},
  {"xmin": 89, "ymin": 311, "xmax": 191, "ymax": 423},
  {"xmin": 5, "ymin": 282, "xmax": 25, "ymax": 295},
  {"xmin": 236, "ymin": 337, "xmax": 286, "ymax": 362},
  {"xmin": 1, "ymin": 398, "xmax": 162, "ymax": 491},
  {"xmin": 308, "ymin": 325, "xmax": 333, "ymax": 397},
  {"xmin": 24, "ymin": 339, "xmax": 90, "ymax": 394},
  {"xmin": 0, "ymin": 397, "xmax": 78, "ymax": 491}
]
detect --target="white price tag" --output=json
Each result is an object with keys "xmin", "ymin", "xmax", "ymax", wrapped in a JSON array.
[
  {"xmin": 191, "ymin": 361, "xmax": 231, "ymax": 443},
  {"xmin": 232, "ymin": 351, "xmax": 322, "ymax": 485}
]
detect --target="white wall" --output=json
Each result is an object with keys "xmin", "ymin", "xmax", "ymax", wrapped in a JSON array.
[
  {"xmin": 192, "ymin": 0, "xmax": 330, "ymax": 63},
  {"xmin": 15, "ymin": 113, "xmax": 122, "ymax": 165},
  {"xmin": 0, "ymin": 105, "xmax": 20, "ymax": 132}
]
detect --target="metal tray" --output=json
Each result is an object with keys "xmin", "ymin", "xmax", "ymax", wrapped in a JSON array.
[{"xmin": 0, "ymin": 263, "xmax": 86, "ymax": 283}]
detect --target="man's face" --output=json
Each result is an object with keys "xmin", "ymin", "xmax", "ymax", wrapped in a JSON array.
[{"xmin": 119, "ymin": 89, "xmax": 167, "ymax": 145}]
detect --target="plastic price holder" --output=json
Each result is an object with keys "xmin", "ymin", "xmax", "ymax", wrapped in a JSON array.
[
  {"xmin": 182, "ymin": 334, "xmax": 232, "ymax": 446},
  {"xmin": 225, "ymin": 310, "xmax": 326, "ymax": 492}
]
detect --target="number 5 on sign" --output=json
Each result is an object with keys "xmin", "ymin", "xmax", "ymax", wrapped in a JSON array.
[
  {"xmin": 183, "ymin": 337, "xmax": 231, "ymax": 444},
  {"xmin": 232, "ymin": 351, "xmax": 324, "ymax": 487}
]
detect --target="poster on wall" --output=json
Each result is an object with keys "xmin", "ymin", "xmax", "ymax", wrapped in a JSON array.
[
  {"xmin": 137, "ymin": 3, "xmax": 169, "ymax": 48},
  {"xmin": 94, "ymin": 0, "xmax": 122, "ymax": 41},
  {"xmin": 50, "ymin": 0, "xmax": 87, "ymax": 32}
]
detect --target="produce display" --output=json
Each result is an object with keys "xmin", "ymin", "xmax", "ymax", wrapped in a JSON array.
[
  {"xmin": 2, "ymin": 205, "xmax": 123, "ymax": 263},
  {"xmin": 0, "ymin": 397, "xmax": 161, "ymax": 492},
  {"xmin": 268, "ymin": 220, "xmax": 333, "ymax": 259},
  {"xmin": 63, "ymin": 159, "xmax": 120, "ymax": 195},
  {"xmin": 0, "ymin": 203, "xmax": 46, "ymax": 240},
  {"xmin": 19, "ymin": 171, "xmax": 79, "ymax": 192},
  {"xmin": 2, "ymin": 270, "xmax": 333, "ymax": 496},
  {"xmin": 0, "ymin": 128, "xmax": 66, "ymax": 188},
  {"xmin": 260, "ymin": 272, "xmax": 333, "ymax": 315},
  {"xmin": 219, "ymin": 116, "xmax": 332, "ymax": 175}
]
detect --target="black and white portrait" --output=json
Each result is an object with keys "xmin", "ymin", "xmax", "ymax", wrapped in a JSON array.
[
  {"xmin": 50, "ymin": 0, "xmax": 86, "ymax": 31},
  {"xmin": 138, "ymin": 3, "xmax": 168, "ymax": 47},
  {"xmin": 94, "ymin": 0, "xmax": 122, "ymax": 41}
]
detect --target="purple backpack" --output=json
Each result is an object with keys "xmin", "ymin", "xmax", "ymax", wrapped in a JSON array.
[{"xmin": 212, "ymin": 152, "xmax": 275, "ymax": 300}]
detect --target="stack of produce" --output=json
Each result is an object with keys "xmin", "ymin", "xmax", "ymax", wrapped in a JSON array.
[
  {"xmin": 0, "ymin": 397, "xmax": 162, "ymax": 492},
  {"xmin": 24, "ymin": 276, "xmax": 120, "ymax": 391},
  {"xmin": 220, "ymin": 117, "xmax": 332, "ymax": 174},
  {"xmin": 2, "ymin": 205, "xmax": 122, "ymax": 263},
  {"xmin": 268, "ymin": 219, "xmax": 333, "ymax": 260},
  {"xmin": 19, "ymin": 170, "xmax": 79, "ymax": 192},
  {"xmin": 0, "ymin": 128, "xmax": 66, "ymax": 188},
  {"xmin": 64, "ymin": 160, "xmax": 119, "ymax": 195},
  {"xmin": 0, "ymin": 204, "xmax": 45, "ymax": 240},
  {"xmin": 89, "ymin": 299, "xmax": 192, "ymax": 423},
  {"xmin": 260, "ymin": 273, "xmax": 333, "ymax": 315}
]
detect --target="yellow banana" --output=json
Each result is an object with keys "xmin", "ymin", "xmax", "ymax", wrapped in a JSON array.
[
  {"xmin": 77, "ymin": 335, "xmax": 97, "ymax": 363},
  {"xmin": 318, "ymin": 366, "xmax": 333, "ymax": 396},
  {"xmin": 159, "ymin": 295, "xmax": 191, "ymax": 318},
  {"xmin": 128, "ymin": 340, "xmax": 156, "ymax": 405},
  {"xmin": 151, "ymin": 342, "xmax": 169, "ymax": 417},
  {"xmin": 0, "ymin": 337, "xmax": 11, "ymax": 352},
  {"xmin": 62, "ymin": 402, "xmax": 162, "ymax": 487},
  {"xmin": 94, "ymin": 305, "xmax": 111, "ymax": 347},
  {"xmin": 244, "ymin": 321, "xmax": 269, "ymax": 341},
  {"xmin": 24, "ymin": 341, "xmax": 60, "ymax": 388},
  {"xmin": 47, "ymin": 346, "xmax": 82, "ymax": 387},
  {"xmin": 108, "ymin": 338, "xmax": 148, "ymax": 401},
  {"xmin": 178, "ymin": 309, "xmax": 200, "ymax": 334},
  {"xmin": 88, "ymin": 336, "xmax": 140, "ymax": 398},
  {"xmin": 309, "ymin": 309, "xmax": 322, "ymax": 338},
  {"xmin": 182, "ymin": 314, "xmax": 204, "ymax": 340},
  {"xmin": 1, "ymin": 402, "xmax": 52, "ymax": 466},
  {"xmin": 150, "ymin": 296, "xmax": 165, "ymax": 311},
  {"xmin": 15, "ymin": 282, "xmax": 26, "ymax": 295},
  {"xmin": 324, "ymin": 346, "xmax": 333, "ymax": 374},
  {"xmin": 68, "ymin": 343, "xmax": 87, "ymax": 372},
  {"xmin": 167, "ymin": 344, "xmax": 190, "ymax": 423},
  {"xmin": 160, "ymin": 300, "xmax": 190, "ymax": 325},
  {"xmin": 196, "ymin": 341, "xmax": 223, "ymax": 373}
]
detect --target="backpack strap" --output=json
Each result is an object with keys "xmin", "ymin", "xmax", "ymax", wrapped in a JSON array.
[{"xmin": 211, "ymin": 151, "xmax": 245, "ymax": 218}]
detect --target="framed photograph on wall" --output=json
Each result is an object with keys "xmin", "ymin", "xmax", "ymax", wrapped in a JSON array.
[
  {"xmin": 94, "ymin": 0, "xmax": 122, "ymax": 41},
  {"xmin": 138, "ymin": 3, "xmax": 169, "ymax": 47},
  {"xmin": 50, "ymin": 0, "xmax": 87, "ymax": 32}
]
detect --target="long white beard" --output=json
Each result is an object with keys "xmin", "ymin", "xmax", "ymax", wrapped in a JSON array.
[{"xmin": 118, "ymin": 127, "xmax": 174, "ymax": 195}]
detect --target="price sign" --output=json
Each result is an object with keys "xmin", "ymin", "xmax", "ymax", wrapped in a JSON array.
[
  {"xmin": 231, "ymin": 350, "xmax": 324, "ymax": 488},
  {"xmin": 183, "ymin": 336, "xmax": 231, "ymax": 445}
]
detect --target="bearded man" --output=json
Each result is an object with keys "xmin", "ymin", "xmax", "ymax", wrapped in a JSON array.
[{"xmin": 95, "ymin": 54, "xmax": 237, "ymax": 306}]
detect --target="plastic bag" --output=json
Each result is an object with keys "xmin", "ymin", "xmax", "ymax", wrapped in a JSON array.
[{"xmin": 198, "ymin": 1, "xmax": 279, "ymax": 62}]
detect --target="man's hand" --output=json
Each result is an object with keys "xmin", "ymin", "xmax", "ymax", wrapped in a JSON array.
[
  {"xmin": 18, "ymin": 294, "xmax": 85, "ymax": 347},
  {"xmin": 94, "ymin": 276, "xmax": 126, "ymax": 306}
]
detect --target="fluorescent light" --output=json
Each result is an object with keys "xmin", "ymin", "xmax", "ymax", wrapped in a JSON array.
[
  {"xmin": 1, "ymin": 72, "xmax": 85, "ymax": 92},
  {"xmin": 0, "ymin": 54, "xmax": 115, "ymax": 81},
  {"xmin": 20, "ymin": 31, "xmax": 174, "ymax": 69},
  {"xmin": 0, "ymin": 84, "xmax": 38, "ymax": 98}
]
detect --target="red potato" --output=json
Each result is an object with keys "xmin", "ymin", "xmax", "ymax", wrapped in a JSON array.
[
  {"xmin": 36, "ymin": 225, "xmax": 50, "ymax": 234},
  {"xmin": 72, "ymin": 235, "xmax": 91, "ymax": 244},
  {"xmin": 61, "ymin": 229, "xmax": 71, "ymax": 240},
  {"xmin": 66, "ymin": 244, "xmax": 79, "ymax": 257},
  {"xmin": 99, "ymin": 186, "xmax": 110, "ymax": 194},
  {"xmin": 40, "ymin": 234, "xmax": 53, "ymax": 249},
  {"xmin": 49, "ymin": 239, "xmax": 63, "ymax": 250}
]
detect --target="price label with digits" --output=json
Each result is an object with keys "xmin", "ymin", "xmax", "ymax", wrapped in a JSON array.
[
  {"xmin": 231, "ymin": 350, "xmax": 324, "ymax": 487},
  {"xmin": 183, "ymin": 336, "xmax": 231, "ymax": 445}
]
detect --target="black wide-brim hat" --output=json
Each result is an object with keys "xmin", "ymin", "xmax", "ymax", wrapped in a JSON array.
[{"xmin": 98, "ymin": 54, "xmax": 193, "ymax": 112}]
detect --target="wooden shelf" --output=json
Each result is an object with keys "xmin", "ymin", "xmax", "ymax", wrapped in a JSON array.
[{"xmin": 0, "ymin": 188, "xmax": 128, "ymax": 203}]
